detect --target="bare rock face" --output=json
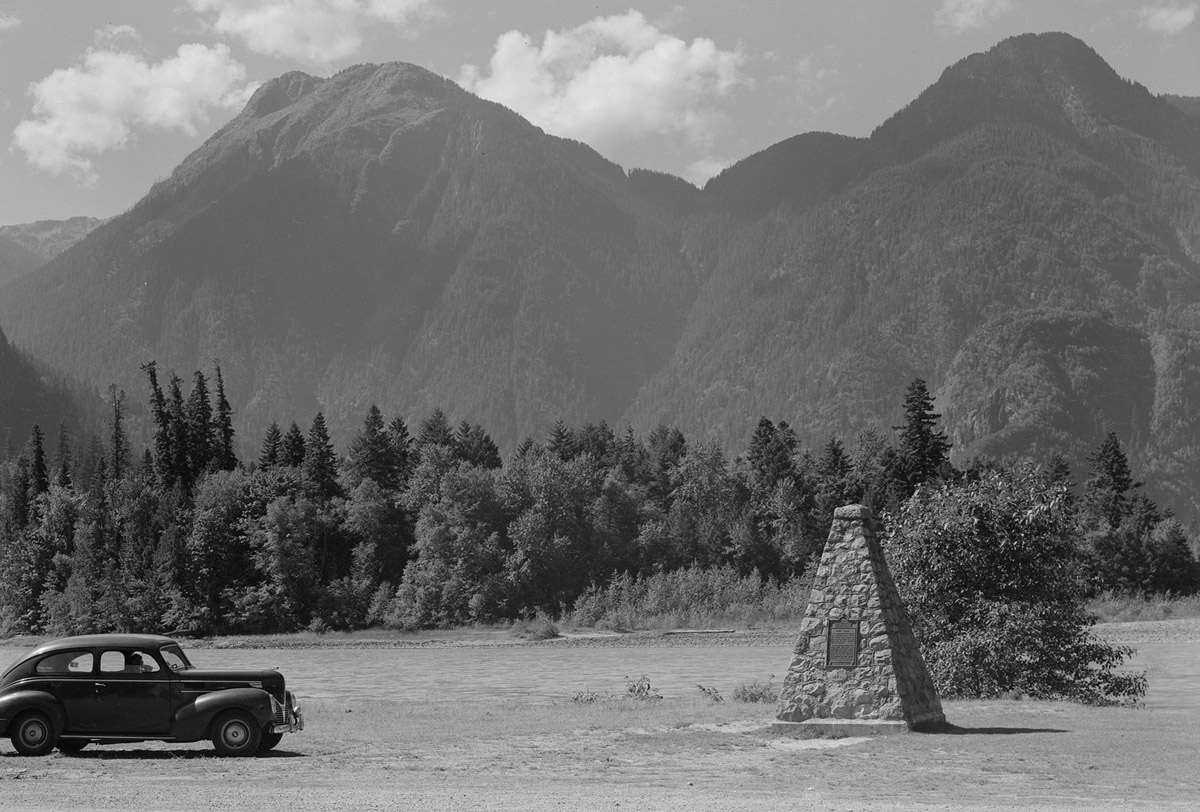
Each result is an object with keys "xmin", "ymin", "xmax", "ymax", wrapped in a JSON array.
[{"xmin": 775, "ymin": 505, "xmax": 945, "ymax": 730}]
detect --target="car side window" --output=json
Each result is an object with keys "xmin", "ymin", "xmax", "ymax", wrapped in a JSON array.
[
  {"xmin": 100, "ymin": 650, "xmax": 160, "ymax": 674},
  {"xmin": 36, "ymin": 651, "xmax": 93, "ymax": 674}
]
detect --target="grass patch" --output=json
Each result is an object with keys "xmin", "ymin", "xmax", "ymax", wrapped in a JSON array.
[{"xmin": 1088, "ymin": 591, "xmax": 1200, "ymax": 622}]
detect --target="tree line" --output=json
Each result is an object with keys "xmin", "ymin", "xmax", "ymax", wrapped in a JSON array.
[{"xmin": 0, "ymin": 370, "xmax": 1194, "ymax": 700}]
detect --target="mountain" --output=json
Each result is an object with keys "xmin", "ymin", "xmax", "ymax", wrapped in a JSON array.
[
  {"xmin": 3, "ymin": 33, "xmax": 1200, "ymax": 516},
  {"xmin": 0, "ymin": 324, "xmax": 81, "ymax": 452},
  {"xmin": 0, "ymin": 216, "xmax": 104, "ymax": 285},
  {"xmin": 0, "ymin": 235, "xmax": 44, "ymax": 286}
]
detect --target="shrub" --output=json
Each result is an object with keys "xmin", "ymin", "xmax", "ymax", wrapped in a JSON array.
[
  {"xmin": 696, "ymin": 684, "xmax": 724, "ymax": 702},
  {"xmin": 732, "ymin": 675, "xmax": 778, "ymax": 703},
  {"xmin": 885, "ymin": 464, "xmax": 1146, "ymax": 705}
]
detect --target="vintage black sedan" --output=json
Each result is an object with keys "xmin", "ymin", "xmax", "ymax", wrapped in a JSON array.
[{"xmin": 0, "ymin": 634, "xmax": 302, "ymax": 757}]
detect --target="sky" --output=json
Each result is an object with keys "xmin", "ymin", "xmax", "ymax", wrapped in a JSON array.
[{"xmin": 0, "ymin": 1, "xmax": 1198, "ymax": 225}]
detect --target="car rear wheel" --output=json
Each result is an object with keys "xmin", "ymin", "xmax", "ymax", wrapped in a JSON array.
[
  {"xmin": 211, "ymin": 710, "xmax": 262, "ymax": 757},
  {"xmin": 10, "ymin": 711, "xmax": 55, "ymax": 756},
  {"xmin": 57, "ymin": 739, "xmax": 89, "ymax": 753},
  {"xmin": 258, "ymin": 730, "xmax": 284, "ymax": 752}
]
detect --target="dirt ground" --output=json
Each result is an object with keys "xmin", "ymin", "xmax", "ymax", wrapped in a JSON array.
[{"xmin": 2, "ymin": 621, "xmax": 1198, "ymax": 812}]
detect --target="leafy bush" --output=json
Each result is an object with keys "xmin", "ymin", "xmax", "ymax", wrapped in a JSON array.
[
  {"xmin": 885, "ymin": 464, "xmax": 1146, "ymax": 705},
  {"xmin": 566, "ymin": 565, "xmax": 811, "ymax": 629},
  {"xmin": 696, "ymin": 684, "xmax": 724, "ymax": 702},
  {"xmin": 624, "ymin": 675, "xmax": 662, "ymax": 700},
  {"xmin": 732, "ymin": 675, "xmax": 778, "ymax": 703},
  {"xmin": 511, "ymin": 612, "xmax": 560, "ymax": 640}
]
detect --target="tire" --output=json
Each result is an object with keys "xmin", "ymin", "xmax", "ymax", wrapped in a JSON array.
[
  {"xmin": 211, "ymin": 710, "xmax": 262, "ymax": 757},
  {"xmin": 258, "ymin": 730, "xmax": 284, "ymax": 752},
  {"xmin": 10, "ymin": 711, "xmax": 55, "ymax": 757},
  {"xmin": 57, "ymin": 739, "xmax": 89, "ymax": 754}
]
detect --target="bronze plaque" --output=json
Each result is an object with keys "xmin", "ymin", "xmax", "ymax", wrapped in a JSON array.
[{"xmin": 826, "ymin": 620, "xmax": 860, "ymax": 668}]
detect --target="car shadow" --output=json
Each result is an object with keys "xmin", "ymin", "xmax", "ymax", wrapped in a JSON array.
[{"xmin": 47, "ymin": 747, "xmax": 306, "ymax": 760}]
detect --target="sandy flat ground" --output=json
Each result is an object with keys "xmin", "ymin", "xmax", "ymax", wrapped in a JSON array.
[{"xmin": 1, "ymin": 619, "xmax": 1197, "ymax": 812}]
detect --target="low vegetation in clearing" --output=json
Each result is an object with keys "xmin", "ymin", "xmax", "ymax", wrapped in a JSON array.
[{"xmin": 1087, "ymin": 591, "xmax": 1200, "ymax": 622}]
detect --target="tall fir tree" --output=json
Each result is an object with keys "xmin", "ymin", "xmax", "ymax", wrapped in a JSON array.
[
  {"xmin": 281, "ymin": 422, "xmax": 306, "ymax": 467},
  {"xmin": 387, "ymin": 416, "xmax": 413, "ymax": 485},
  {"xmin": 1084, "ymin": 432, "xmax": 1139, "ymax": 528},
  {"xmin": 259, "ymin": 421, "xmax": 282, "ymax": 469},
  {"xmin": 302, "ymin": 412, "xmax": 340, "ymax": 501},
  {"xmin": 896, "ymin": 378, "xmax": 951, "ymax": 491},
  {"xmin": 417, "ymin": 408, "xmax": 454, "ymax": 448},
  {"xmin": 212, "ymin": 362, "xmax": 237, "ymax": 471},
  {"xmin": 108, "ymin": 385, "xmax": 131, "ymax": 483},
  {"xmin": 27, "ymin": 425, "xmax": 49, "ymax": 498},
  {"xmin": 347, "ymin": 404, "xmax": 398, "ymax": 489},
  {"xmin": 547, "ymin": 419, "xmax": 576, "ymax": 461},
  {"xmin": 167, "ymin": 373, "xmax": 191, "ymax": 488},
  {"xmin": 186, "ymin": 370, "xmax": 214, "ymax": 475},
  {"xmin": 53, "ymin": 422, "xmax": 72, "ymax": 490},
  {"xmin": 141, "ymin": 361, "xmax": 173, "ymax": 487}
]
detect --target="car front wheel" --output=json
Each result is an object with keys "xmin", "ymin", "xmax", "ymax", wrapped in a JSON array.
[
  {"xmin": 11, "ymin": 711, "xmax": 55, "ymax": 756},
  {"xmin": 211, "ymin": 710, "xmax": 262, "ymax": 757}
]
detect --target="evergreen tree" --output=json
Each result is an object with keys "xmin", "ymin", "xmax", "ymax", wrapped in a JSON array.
[
  {"xmin": 142, "ymin": 362, "xmax": 173, "ymax": 486},
  {"xmin": 167, "ymin": 373, "xmax": 190, "ymax": 488},
  {"xmin": 746, "ymin": 416, "xmax": 796, "ymax": 491},
  {"xmin": 27, "ymin": 425, "xmax": 49, "ymax": 497},
  {"xmin": 259, "ymin": 421, "xmax": 282, "ymax": 469},
  {"xmin": 896, "ymin": 378, "xmax": 951, "ymax": 491},
  {"xmin": 186, "ymin": 370, "xmax": 214, "ymax": 475},
  {"xmin": 53, "ymin": 422, "xmax": 72, "ymax": 490},
  {"xmin": 547, "ymin": 419, "xmax": 576, "ymax": 461},
  {"xmin": 417, "ymin": 408, "xmax": 454, "ymax": 448},
  {"xmin": 457, "ymin": 423, "xmax": 502, "ymax": 469},
  {"xmin": 1084, "ymin": 432, "xmax": 1138, "ymax": 528},
  {"xmin": 302, "ymin": 412, "xmax": 340, "ymax": 501},
  {"xmin": 387, "ymin": 416, "xmax": 413, "ymax": 485},
  {"xmin": 281, "ymin": 422, "xmax": 306, "ymax": 466},
  {"xmin": 212, "ymin": 362, "xmax": 237, "ymax": 471},
  {"xmin": 347, "ymin": 404, "xmax": 399, "ymax": 489},
  {"xmin": 108, "ymin": 385, "xmax": 131, "ymax": 483},
  {"xmin": 514, "ymin": 436, "xmax": 535, "ymax": 460},
  {"xmin": 576, "ymin": 420, "xmax": 615, "ymax": 464}
]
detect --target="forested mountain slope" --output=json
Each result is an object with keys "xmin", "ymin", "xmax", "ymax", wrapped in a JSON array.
[
  {"xmin": 0, "ymin": 64, "xmax": 699, "ymax": 450},
  {"xmin": 0, "ymin": 236, "xmax": 43, "ymax": 286},
  {"xmin": 626, "ymin": 32, "xmax": 1200, "ymax": 515},
  {"xmin": 3, "ymin": 32, "xmax": 1200, "ymax": 515},
  {"xmin": 0, "ymin": 325, "xmax": 80, "ymax": 450}
]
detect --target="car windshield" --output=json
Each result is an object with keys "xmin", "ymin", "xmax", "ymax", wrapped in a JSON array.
[{"xmin": 160, "ymin": 644, "xmax": 193, "ymax": 671}]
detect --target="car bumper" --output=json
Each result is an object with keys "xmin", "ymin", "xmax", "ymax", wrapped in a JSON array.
[{"xmin": 270, "ymin": 692, "xmax": 303, "ymax": 734}]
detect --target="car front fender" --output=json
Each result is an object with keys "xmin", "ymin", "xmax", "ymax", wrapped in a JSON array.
[
  {"xmin": 0, "ymin": 690, "xmax": 67, "ymax": 737},
  {"xmin": 172, "ymin": 688, "xmax": 276, "ymax": 742}
]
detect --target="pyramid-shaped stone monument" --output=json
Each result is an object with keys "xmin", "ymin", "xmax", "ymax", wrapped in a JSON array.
[{"xmin": 774, "ymin": 504, "xmax": 945, "ymax": 733}]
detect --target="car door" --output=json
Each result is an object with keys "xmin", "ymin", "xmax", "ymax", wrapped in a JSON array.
[
  {"xmin": 31, "ymin": 650, "xmax": 94, "ymax": 734},
  {"xmin": 89, "ymin": 648, "xmax": 172, "ymax": 734}
]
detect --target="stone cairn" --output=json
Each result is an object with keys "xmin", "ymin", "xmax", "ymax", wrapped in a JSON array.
[{"xmin": 774, "ymin": 504, "xmax": 945, "ymax": 733}]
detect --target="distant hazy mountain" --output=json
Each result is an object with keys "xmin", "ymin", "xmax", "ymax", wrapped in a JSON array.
[
  {"xmin": 4, "ymin": 32, "xmax": 1200, "ymax": 516},
  {"xmin": 0, "ymin": 216, "xmax": 104, "ymax": 285}
]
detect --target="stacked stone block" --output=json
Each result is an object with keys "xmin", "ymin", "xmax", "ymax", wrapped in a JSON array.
[{"xmin": 775, "ymin": 504, "xmax": 945, "ymax": 730}]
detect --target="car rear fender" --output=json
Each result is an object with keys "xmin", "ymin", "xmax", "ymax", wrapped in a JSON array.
[
  {"xmin": 0, "ymin": 690, "xmax": 66, "ymax": 737},
  {"xmin": 172, "ymin": 688, "xmax": 276, "ymax": 742}
]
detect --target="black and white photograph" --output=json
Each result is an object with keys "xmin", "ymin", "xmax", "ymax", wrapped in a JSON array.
[{"xmin": 1, "ymin": 1, "xmax": 1198, "ymax": 809}]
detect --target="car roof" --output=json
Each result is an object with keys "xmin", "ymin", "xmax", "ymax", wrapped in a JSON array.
[{"xmin": 24, "ymin": 634, "xmax": 179, "ymax": 659}]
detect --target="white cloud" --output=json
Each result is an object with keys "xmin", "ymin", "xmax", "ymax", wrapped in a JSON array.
[
  {"xmin": 13, "ymin": 43, "xmax": 253, "ymax": 184},
  {"xmin": 0, "ymin": 13, "xmax": 21, "ymax": 30},
  {"xmin": 935, "ymin": 0, "xmax": 1013, "ymax": 33},
  {"xmin": 189, "ymin": 0, "xmax": 438, "ymax": 63},
  {"xmin": 94, "ymin": 24, "xmax": 142, "ymax": 46},
  {"xmin": 1138, "ymin": 3, "xmax": 1198, "ymax": 33},
  {"xmin": 459, "ymin": 10, "xmax": 747, "ymax": 157}
]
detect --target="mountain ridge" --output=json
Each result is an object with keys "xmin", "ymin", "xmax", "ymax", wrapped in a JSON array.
[{"xmin": 4, "ymin": 31, "xmax": 1200, "ymax": 516}]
